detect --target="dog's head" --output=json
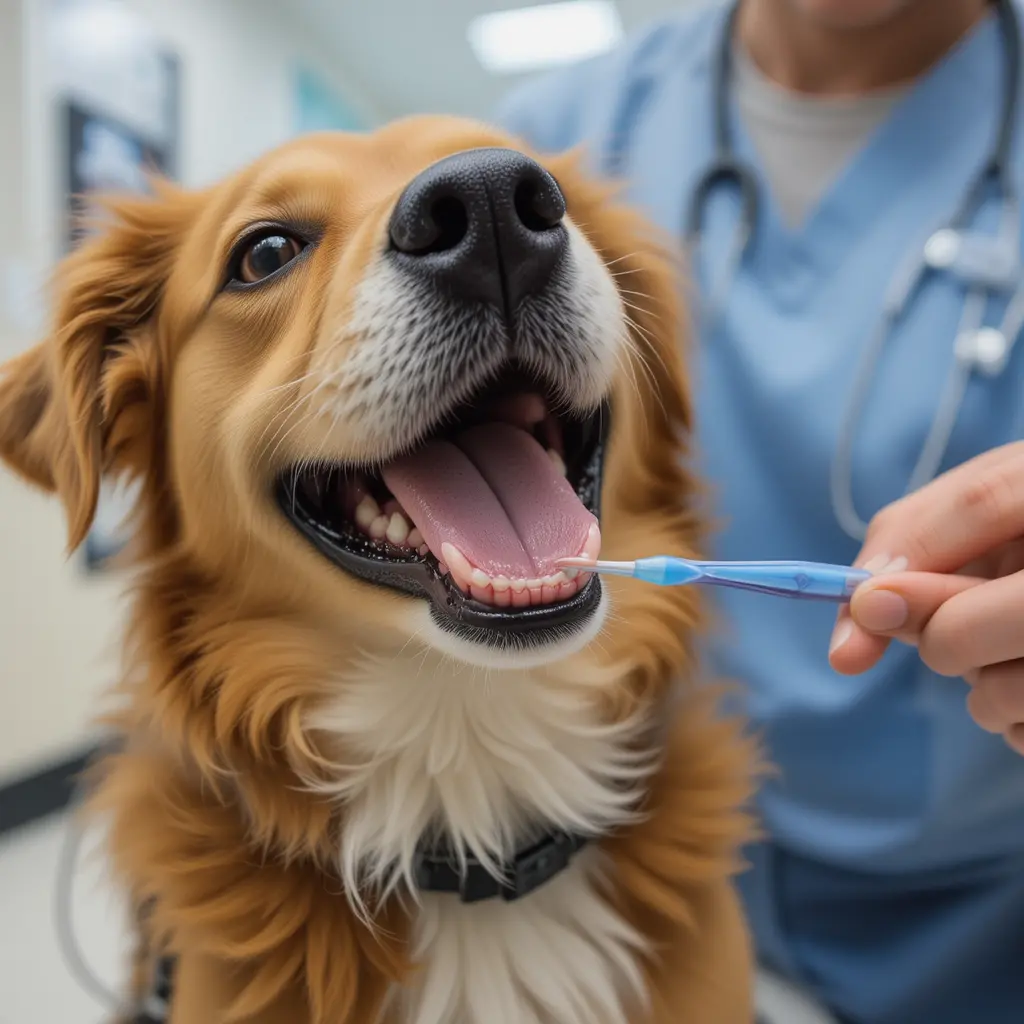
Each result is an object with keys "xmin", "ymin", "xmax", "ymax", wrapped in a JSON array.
[{"xmin": 0, "ymin": 116, "xmax": 698, "ymax": 676}]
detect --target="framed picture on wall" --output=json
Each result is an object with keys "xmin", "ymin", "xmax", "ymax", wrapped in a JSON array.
[
  {"xmin": 64, "ymin": 95, "xmax": 179, "ymax": 570},
  {"xmin": 64, "ymin": 98, "xmax": 178, "ymax": 570},
  {"xmin": 63, "ymin": 100, "xmax": 175, "ymax": 252},
  {"xmin": 51, "ymin": 0, "xmax": 181, "ymax": 571}
]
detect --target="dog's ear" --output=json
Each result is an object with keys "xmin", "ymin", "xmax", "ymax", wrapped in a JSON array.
[{"xmin": 0, "ymin": 184, "xmax": 196, "ymax": 550}]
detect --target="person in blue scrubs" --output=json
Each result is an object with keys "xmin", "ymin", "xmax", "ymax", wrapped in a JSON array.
[{"xmin": 499, "ymin": 2, "xmax": 1024, "ymax": 1022}]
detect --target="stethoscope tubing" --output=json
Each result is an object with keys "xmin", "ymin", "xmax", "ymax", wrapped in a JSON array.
[{"xmin": 685, "ymin": 0, "xmax": 1022, "ymax": 540}]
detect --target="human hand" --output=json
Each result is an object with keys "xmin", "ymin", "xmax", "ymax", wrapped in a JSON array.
[{"xmin": 828, "ymin": 442, "xmax": 1024, "ymax": 754}]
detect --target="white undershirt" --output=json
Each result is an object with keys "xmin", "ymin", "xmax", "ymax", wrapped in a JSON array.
[{"xmin": 732, "ymin": 45, "xmax": 912, "ymax": 228}]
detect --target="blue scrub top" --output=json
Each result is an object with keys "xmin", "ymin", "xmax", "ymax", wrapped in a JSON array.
[{"xmin": 500, "ymin": 6, "xmax": 1024, "ymax": 1023}]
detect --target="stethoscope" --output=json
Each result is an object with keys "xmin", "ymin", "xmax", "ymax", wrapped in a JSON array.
[{"xmin": 683, "ymin": 0, "xmax": 1024, "ymax": 541}]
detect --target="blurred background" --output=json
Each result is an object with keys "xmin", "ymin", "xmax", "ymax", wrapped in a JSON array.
[{"xmin": 0, "ymin": 1, "xmax": 686, "ymax": 1019}]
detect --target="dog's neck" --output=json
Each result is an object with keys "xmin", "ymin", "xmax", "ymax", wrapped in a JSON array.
[{"xmin": 304, "ymin": 646, "xmax": 651, "ymax": 910}]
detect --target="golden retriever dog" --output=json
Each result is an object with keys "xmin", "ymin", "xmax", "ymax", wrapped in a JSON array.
[{"xmin": 0, "ymin": 117, "xmax": 756, "ymax": 1024}]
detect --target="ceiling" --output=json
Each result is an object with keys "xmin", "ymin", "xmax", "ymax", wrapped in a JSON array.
[{"xmin": 293, "ymin": 0, "xmax": 697, "ymax": 122}]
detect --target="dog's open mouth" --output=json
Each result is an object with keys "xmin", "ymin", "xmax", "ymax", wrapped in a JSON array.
[{"xmin": 277, "ymin": 368, "xmax": 608, "ymax": 647}]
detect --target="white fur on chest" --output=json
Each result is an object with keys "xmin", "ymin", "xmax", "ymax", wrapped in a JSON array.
[
  {"xmin": 395, "ymin": 848, "xmax": 645, "ymax": 1024},
  {"xmin": 306, "ymin": 649, "xmax": 651, "ymax": 1024}
]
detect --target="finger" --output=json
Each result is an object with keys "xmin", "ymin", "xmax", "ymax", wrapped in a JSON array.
[
  {"xmin": 848, "ymin": 572, "xmax": 987, "ymax": 645},
  {"xmin": 1007, "ymin": 723, "xmax": 1024, "ymax": 757},
  {"xmin": 827, "ymin": 554, "xmax": 908, "ymax": 674},
  {"xmin": 858, "ymin": 442, "xmax": 1024, "ymax": 572},
  {"xmin": 921, "ymin": 573, "xmax": 1024, "ymax": 676},
  {"xmin": 966, "ymin": 685, "xmax": 1005, "ymax": 733},
  {"xmin": 851, "ymin": 450, "xmax": 1020, "ymax": 570},
  {"xmin": 966, "ymin": 660, "xmax": 1024, "ymax": 734},
  {"xmin": 828, "ymin": 610, "xmax": 892, "ymax": 675},
  {"xmin": 959, "ymin": 538, "xmax": 1024, "ymax": 580}
]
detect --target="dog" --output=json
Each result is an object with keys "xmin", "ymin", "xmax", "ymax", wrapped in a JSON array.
[{"xmin": 0, "ymin": 116, "xmax": 756, "ymax": 1024}]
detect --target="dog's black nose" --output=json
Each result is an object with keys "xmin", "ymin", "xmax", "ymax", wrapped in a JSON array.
[{"xmin": 388, "ymin": 148, "xmax": 567, "ymax": 315}]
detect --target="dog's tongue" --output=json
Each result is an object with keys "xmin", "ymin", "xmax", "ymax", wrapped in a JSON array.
[{"xmin": 382, "ymin": 422, "xmax": 595, "ymax": 579}]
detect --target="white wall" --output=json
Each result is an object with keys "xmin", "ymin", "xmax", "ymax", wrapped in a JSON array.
[{"xmin": 0, "ymin": 0, "xmax": 378, "ymax": 781}]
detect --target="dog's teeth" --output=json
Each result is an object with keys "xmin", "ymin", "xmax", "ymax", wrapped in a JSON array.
[
  {"xmin": 369, "ymin": 515, "xmax": 389, "ymax": 540},
  {"xmin": 441, "ymin": 542, "xmax": 475, "ymax": 591},
  {"xmin": 581, "ymin": 522, "xmax": 602, "ymax": 562},
  {"xmin": 434, "ymin": 545, "xmax": 586, "ymax": 605},
  {"xmin": 386, "ymin": 513, "xmax": 410, "ymax": 546},
  {"xmin": 547, "ymin": 448, "xmax": 567, "ymax": 476},
  {"xmin": 418, "ymin": 544, "xmax": 430, "ymax": 558},
  {"xmin": 354, "ymin": 496, "xmax": 381, "ymax": 531},
  {"xmin": 408, "ymin": 528, "xmax": 424, "ymax": 549}
]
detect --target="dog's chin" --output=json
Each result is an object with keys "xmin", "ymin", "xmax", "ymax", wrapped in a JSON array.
[{"xmin": 413, "ymin": 587, "xmax": 610, "ymax": 670}]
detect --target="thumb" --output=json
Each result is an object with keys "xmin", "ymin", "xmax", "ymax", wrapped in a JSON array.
[
  {"xmin": 851, "ymin": 571, "xmax": 986, "ymax": 642},
  {"xmin": 829, "ymin": 572, "xmax": 985, "ymax": 675}
]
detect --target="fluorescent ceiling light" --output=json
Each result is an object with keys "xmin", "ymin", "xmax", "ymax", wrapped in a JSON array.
[{"xmin": 468, "ymin": 1, "xmax": 624, "ymax": 75}]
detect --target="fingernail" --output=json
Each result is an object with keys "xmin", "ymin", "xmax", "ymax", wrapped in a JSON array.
[
  {"xmin": 854, "ymin": 589, "xmax": 908, "ymax": 632},
  {"xmin": 879, "ymin": 555, "xmax": 909, "ymax": 575},
  {"xmin": 861, "ymin": 552, "xmax": 891, "ymax": 574},
  {"xmin": 829, "ymin": 619, "xmax": 854, "ymax": 655},
  {"xmin": 861, "ymin": 553, "xmax": 908, "ymax": 576}
]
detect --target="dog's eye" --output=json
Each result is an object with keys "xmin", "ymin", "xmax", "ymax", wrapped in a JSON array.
[{"xmin": 234, "ymin": 233, "xmax": 305, "ymax": 284}]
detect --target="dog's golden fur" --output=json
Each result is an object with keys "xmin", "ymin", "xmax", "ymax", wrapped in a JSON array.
[{"xmin": 0, "ymin": 117, "xmax": 756, "ymax": 1023}]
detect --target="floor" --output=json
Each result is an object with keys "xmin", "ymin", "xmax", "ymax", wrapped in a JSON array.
[
  {"xmin": 0, "ymin": 813, "xmax": 837, "ymax": 1024},
  {"xmin": 0, "ymin": 814, "xmax": 130, "ymax": 1024}
]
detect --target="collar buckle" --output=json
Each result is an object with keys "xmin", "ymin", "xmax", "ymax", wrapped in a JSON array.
[{"xmin": 414, "ymin": 831, "xmax": 589, "ymax": 904}]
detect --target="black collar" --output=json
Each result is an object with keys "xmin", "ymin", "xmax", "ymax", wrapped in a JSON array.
[{"xmin": 414, "ymin": 830, "xmax": 589, "ymax": 903}]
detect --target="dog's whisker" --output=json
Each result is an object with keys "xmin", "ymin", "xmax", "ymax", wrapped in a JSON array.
[
  {"xmin": 602, "ymin": 252, "xmax": 641, "ymax": 268},
  {"xmin": 258, "ymin": 376, "xmax": 340, "ymax": 470},
  {"xmin": 253, "ymin": 357, "xmax": 351, "ymax": 469},
  {"xmin": 251, "ymin": 383, "xmax": 316, "ymax": 465},
  {"xmin": 619, "ymin": 315, "xmax": 669, "ymax": 429}
]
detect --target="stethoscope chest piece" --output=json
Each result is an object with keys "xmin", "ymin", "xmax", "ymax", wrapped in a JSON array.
[
  {"xmin": 923, "ymin": 222, "xmax": 1021, "ymax": 292},
  {"xmin": 956, "ymin": 325, "xmax": 1012, "ymax": 376}
]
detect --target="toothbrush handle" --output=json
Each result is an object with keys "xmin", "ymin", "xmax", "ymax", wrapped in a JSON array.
[{"xmin": 693, "ymin": 560, "xmax": 872, "ymax": 602}]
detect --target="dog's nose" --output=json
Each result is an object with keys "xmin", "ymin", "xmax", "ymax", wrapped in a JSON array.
[{"xmin": 388, "ymin": 148, "xmax": 567, "ymax": 315}]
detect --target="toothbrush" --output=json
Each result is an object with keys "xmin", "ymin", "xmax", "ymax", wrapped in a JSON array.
[{"xmin": 557, "ymin": 556, "xmax": 873, "ymax": 603}]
